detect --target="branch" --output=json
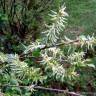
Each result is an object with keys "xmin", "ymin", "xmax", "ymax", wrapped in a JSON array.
[
  {"xmin": 41, "ymin": 39, "xmax": 79, "ymax": 50},
  {"xmin": 0, "ymin": 84, "xmax": 81, "ymax": 96},
  {"xmin": 19, "ymin": 39, "xmax": 79, "ymax": 58}
]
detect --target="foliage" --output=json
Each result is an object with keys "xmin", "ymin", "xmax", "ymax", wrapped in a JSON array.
[
  {"xmin": 42, "ymin": 5, "xmax": 68, "ymax": 44},
  {"xmin": 0, "ymin": 0, "xmax": 96, "ymax": 96}
]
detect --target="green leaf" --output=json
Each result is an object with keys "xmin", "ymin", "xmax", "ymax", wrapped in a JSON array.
[
  {"xmin": 32, "ymin": 48, "xmax": 41, "ymax": 57},
  {"xmin": 87, "ymin": 64, "xmax": 95, "ymax": 68}
]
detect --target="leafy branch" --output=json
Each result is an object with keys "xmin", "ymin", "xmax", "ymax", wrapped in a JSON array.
[{"xmin": 21, "ymin": 35, "xmax": 96, "ymax": 57}]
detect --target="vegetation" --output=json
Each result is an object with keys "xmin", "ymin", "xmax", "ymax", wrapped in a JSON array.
[{"xmin": 0, "ymin": 0, "xmax": 96, "ymax": 96}]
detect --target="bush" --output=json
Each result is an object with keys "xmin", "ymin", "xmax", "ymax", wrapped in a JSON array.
[{"xmin": 0, "ymin": 0, "xmax": 96, "ymax": 96}]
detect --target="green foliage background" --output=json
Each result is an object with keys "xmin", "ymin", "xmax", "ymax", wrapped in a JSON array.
[{"xmin": 65, "ymin": 0, "xmax": 96, "ymax": 36}]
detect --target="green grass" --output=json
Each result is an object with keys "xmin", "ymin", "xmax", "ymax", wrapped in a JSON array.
[{"xmin": 64, "ymin": 0, "xmax": 96, "ymax": 37}]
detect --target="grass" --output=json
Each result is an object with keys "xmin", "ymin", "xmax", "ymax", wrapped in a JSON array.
[{"xmin": 64, "ymin": 0, "xmax": 96, "ymax": 37}]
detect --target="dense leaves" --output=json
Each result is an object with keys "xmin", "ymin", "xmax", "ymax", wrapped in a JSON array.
[{"xmin": 0, "ymin": 0, "xmax": 96, "ymax": 96}]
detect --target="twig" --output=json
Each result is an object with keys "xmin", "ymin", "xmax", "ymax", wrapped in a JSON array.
[
  {"xmin": 19, "ymin": 39, "xmax": 79, "ymax": 58},
  {"xmin": 0, "ymin": 84, "xmax": 82, "ymax": 96},
  {"xmin": 41, "ymin": 39, "xmax": 79, "ymax": 50},
  {"xmin": 34, "ymin": 86, "xmax": 81, "ymax": 96}
]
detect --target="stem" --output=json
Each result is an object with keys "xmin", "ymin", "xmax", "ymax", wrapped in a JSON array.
[
  {"xmin": 42, "ymin": 39, "xmax": 79, "ymax": 50},
  {"xmin": 0, "ymin": 84, "xmax": 81, "ymax": 96},
  {"xmin": 20, "ymin": 39, "xmax": 79, "ymax": 58}
]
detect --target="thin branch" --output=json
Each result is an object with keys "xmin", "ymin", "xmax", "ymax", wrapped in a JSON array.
[
  {"xmin": 41, "ymin": 39, "xmax": 79, "ymax": 50},
  {"xmin": 0, "ymin": 84, "xmax": 81, "ymax": 96},
  {"xmin": 34, "ymin": 86, "xmax": 81, "ymax": 96},
  {"xmin": 19, "ymin": 39, "xmax": 79, "ymax": 58}
]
